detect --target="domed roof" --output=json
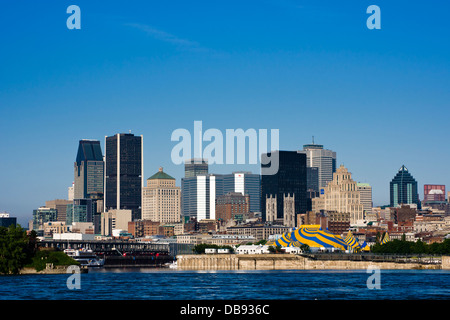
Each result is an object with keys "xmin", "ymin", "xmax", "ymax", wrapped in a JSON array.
[{"xmin": 148, "ymin": 167, "xmax": 175, "ymax": 180}]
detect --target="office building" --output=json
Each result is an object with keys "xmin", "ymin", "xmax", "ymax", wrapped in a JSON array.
[
  {"xmin": 184, "ymin": 158, "xmax": 208, "ymax": 178},
  {"xmin": 68, "ymin": 182, "xmax": 74, "ymax": 201},
  {"xmin": 261, "ymin": 150, "xmax": 307, "ymax": 223},
  {"xmin": 105, "ymin": 133, "xmax": 143, "ymax": 221},
  {"xmin": 312, "ymin": 165, "xmax": 364, "ymax": 224},
  {"xmin": 216, "ymin": 192, "xmax": 250, "ymax": 222},
  {"xmin": 390, "ymin": 165, "xmax": 419, "ymax": 208},
  {"xmin": 66, "ymin": 199, "xmax": 94, "ymax": 225},
  {"xmin": 142, "ymin": 167, "xmax": 181, "ymax": 223},
  {"xmin": 182, "ymin": 171, "xmax": 260, "ymax": 221},
  {"xmin": 298, "ymin": 141, "xmax": 336, "ymax": 190},
  {"xmin": 74, "ymin": 140, "xmax": 104, "ymax": 199},
  {"xmin": 32, "ymin": 207, "xmax": 58, "ymax": 233},
  {"xmin": 0, "ymin": 213, "xmax": 16, "ymax": 228},
  {"xmin": 423, "ymin": 185, "xmax": 446, "ymax": 204},
  {"xmin": 357, "ymin": 183, "xmax": 373, "ymax": 215},
  {"xmin": 181, "ymin": 174, "xmax": 224, "ymax": 220},
  {"xmin": 101, "ymin": 209, "xmax": 132, "ymax": 236},
  {"xmin": 45, "ymin": 199, "xmax": 72, "ymax": 223},
  {"xmin": 223, "ymin": 172, "xmax": 260, "ymax": 213}
]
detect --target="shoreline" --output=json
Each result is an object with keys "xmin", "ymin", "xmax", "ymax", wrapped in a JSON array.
[{"xmin": 176, "ymin": 254, "xmax": 450, "ymax": 271}]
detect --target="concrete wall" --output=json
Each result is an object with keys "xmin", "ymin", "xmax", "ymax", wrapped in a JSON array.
[{"xmin": 177, "ymin": 254, "xmax": 446, "ymax": 270}]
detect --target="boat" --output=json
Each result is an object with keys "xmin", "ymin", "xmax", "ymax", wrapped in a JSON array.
[{"xmin": 64, "ymin": 248, "xmax": 105, "ymax": 267}]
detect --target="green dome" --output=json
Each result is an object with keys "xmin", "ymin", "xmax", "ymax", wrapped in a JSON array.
[{"xmin": 148, "ymin": 167, "xmax": 175, "ymax": 180}]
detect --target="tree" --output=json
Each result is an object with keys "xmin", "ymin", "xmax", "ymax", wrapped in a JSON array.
[{"xmin": 0, "ymin": 225, "xmax": 30, "ymax": 274}]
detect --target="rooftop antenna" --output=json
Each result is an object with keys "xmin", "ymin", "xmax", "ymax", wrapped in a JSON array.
[
  {"xmin": 312, "ymin": 136, "xmax": 315, "ymax": 144},
  {"xmin": 129, "ymin": 130, "xmax": 132, "ymax": 134}
]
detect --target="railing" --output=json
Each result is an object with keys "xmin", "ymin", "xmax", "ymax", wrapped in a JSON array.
[{"xmin": 301, "ymin": 253, "xmax": 442, "ymax": 265}]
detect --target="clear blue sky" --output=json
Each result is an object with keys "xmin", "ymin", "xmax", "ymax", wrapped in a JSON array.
[{"xmin": 1, "ymin": 1, "xmax": 449, "ymax": 226}]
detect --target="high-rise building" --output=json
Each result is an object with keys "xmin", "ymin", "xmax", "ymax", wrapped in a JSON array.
[
  {"xmin": 45, "ymin": 199, "xmax": 72, "ymax": 223},
  {"xmin": 181, "ymin": 174, "xmax": 224, "ymax": 221},
  {"xmin": 312, "ymin": 165, "xmax": 364, "ymax": 224},
  {"xmin": 181, "ymin": 171, "xmax": 261, "ymax": 221},
  {"xmin": 105, "ymin": 133, "xmax": 143, "ymax": 221},
  {"xmin": 142, "ymin": 167, "xmax": 181, "ymax": 223},
  {"xmin": 32, "ymin": 207, "xmax": 58, "ymax": 233},
  {"xmin": 261, "ymin": 150, "xmax": 307, "ymax": 223},
  {"xmin": 0, "ymin": 213, "xmax": 16, "ymax": 228},
  {"xmin": 184, "ymin": 158, "xmax": 208, "ymax": 178},
  {"xmin": 357, "ymin": 183, "xmax": 373, "ymax": 215},
  {"xmin": 66, "ymin": 199, "xmax": 94, "ymax": 225},
  {"xmin": 298, "ymin": 141, "xmax": 336, "ymax": 190},
  {"xmin": 74, "ymin": 140, "xmax": 104, "ymax": 199},
  {"xmin": 223, "ymin": 172, "xmax": 261, "ymax": 213},
  {"xmin": 390, "ymin": 165, "xmax": 419, "ymax": 208},
  {"xmin": 423, "ymin": 185, "xmax": 446, "ymax": 204}
]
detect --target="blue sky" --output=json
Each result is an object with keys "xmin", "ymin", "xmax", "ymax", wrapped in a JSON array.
[{"xmin": 1, "ymin": 1, "xmax": 449, "ymax": 226}]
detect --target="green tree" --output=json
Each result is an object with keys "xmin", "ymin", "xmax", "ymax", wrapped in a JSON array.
[{"xmin": 0, "ymin": 225, "xmax": 30, "ymax": 275}]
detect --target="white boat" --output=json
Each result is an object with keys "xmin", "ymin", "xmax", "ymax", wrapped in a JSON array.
[{"xmin": 64, "ymin": 248, "xmax": 105, "ymax": 267}]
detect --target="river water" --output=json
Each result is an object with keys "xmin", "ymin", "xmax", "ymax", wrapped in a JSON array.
[{"xmin": 1, "ymin": 269, "xmax": 449, "ymax": 300}]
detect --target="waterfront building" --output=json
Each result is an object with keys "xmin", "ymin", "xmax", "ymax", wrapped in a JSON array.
[
  {"xmin": 390, "ymin": 165, "xmax": 419, "ymax": 208},
  {"xmin": 226, "ymin": 223, "xmax": 292, "ymax": 241},
  {"xmin": 357, "ymin": 183, "xmax": 373, "ymax": 216},
  {"xmin": 0, "ymin": 213, "xmax": 17, "ymax": 228},
  {"xmin": 74, "ymin": 140, "xmax": 104, "ymax": 199},
  {"xmin": 142, "ymin": 167, "xmax": 181, "ymax": 223},
  {"xmin": 298, "ymin": 141, "xmax": 337, "ymax": 190},
  {"xmin": 311, "ymin": 164, "xmax": 364, "ymax": 224},
  {"xmin": 45, "ymin": 199, "xmax": 71, "ymax": 223},
  {"xmin": 105, "ymin": 133, "xmax": 143, "ymax": 221},
  {"xmin": 261, "ymin": 150, "xmax": 307, "ymax": 224},
  {"xmin": 185, "ymin": 158, "xmax": 208, "ymax": 178}
]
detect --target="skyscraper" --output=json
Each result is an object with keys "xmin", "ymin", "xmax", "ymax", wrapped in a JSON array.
[
  {"xmin": 261, "ymin": 150, "xmax": 307, "ymax": 223},
  {"xmin": 298, "ymin": 141, "xmax": 336, "ymax": 190},
  {"xmin": 142, "ymin": 167, "xmax": 181, "ymax": 223},
  {"xmin": 312, "ymin": 165, "xmax": 364, "ymax": 224},
  {"xmin": 390, "ymin": 165, "xmax": 419, "ymax": 208},
  {"xmin": 357, "ymin": 183, "xmax": 373, "ymax": 215},
  {"xmin": 105, "ymin": 133, "xmax": 143, "ymax": 221},
  {"xmin": 223, "ymin": 172, "xmax": 261, "ymax": 213},
  {"xmin": 74, "ymin": 140, "xmax": 104, "ymax": 199},
  {"xmin": 184, "ymin": 158, "xmax": 208, "ymax": 178}
]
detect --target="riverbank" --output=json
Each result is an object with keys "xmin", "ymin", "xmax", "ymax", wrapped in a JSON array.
[
  {"xmin": 19, "ymin": 265, "xmax": 88, "ymax": 275},
  {"xmin": 176, "ymin": 254, "xmax": 450, "ymax": 270}
]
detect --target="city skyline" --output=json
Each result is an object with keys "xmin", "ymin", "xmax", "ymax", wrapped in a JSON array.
[{"xmin": 1, "ymin": 1, "xmax": 450, "ymax": 226}]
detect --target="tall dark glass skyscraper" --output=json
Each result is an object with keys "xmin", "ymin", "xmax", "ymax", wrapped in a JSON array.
[
  {"xmin": 390, "ymin": 165, "xmax": 419, "ymax": 207},
  {"xmin": 74, "ymin": 140, "xmax": 104, "ymax": 199},
  {"xmin": 261, "ymin": 150, "xmax": 307, "ymax": 222},
  {"xmin": 105, "ymin": 133, "xmax": 143, "ymax": 220}
]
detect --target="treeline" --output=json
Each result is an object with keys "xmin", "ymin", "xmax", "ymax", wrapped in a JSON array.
[
  {"xmin": 0, "ymin": 225, "xmax": 79, "ymax": 275},
  {"xmin": 0, "ymin": 225, "xmax": 38, "ymax": 274},
  {"xmin": 371, "ymin": 238, "xmax": 450, "ymax": 255}
]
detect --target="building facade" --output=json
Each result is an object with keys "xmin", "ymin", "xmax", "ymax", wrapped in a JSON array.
[
  {"xmin": 357, "ymin": 183, "xmax": 373, "ymax": 215},
  {"xmin": 423, "ymin": 185, "xmax": 446, "ymax": 204},
  {"xmin": 105, "ymin": 133, "xmax": 143, "ymax": 221},
  {"xmin": 261, "ymin": 150, "xmax": 307, "ymax": 223},
  {"xmin": 142, "ymin": 167, "xmax": 181, "ymax": 223},
  {"xmin": 74, "ymin": 140, "xmax": 104, "ymax": 200},
  {"xmin": 216, "ymin": 192, "xmax": 250, "ymax": 222},
  {"xmin": 298, "ymin": 142, "xmax": 337, "ymax": 190},
  {"xmin": 184, "ymin": 158, "xmax": 208, "ymax": 178},
  {"xmin": 312, "ymin": 165, "xmax": 364, "ymax": 224},
  {"xmin": 390, "ymin": 165, "xmax": 419, "ymax": 208}
]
